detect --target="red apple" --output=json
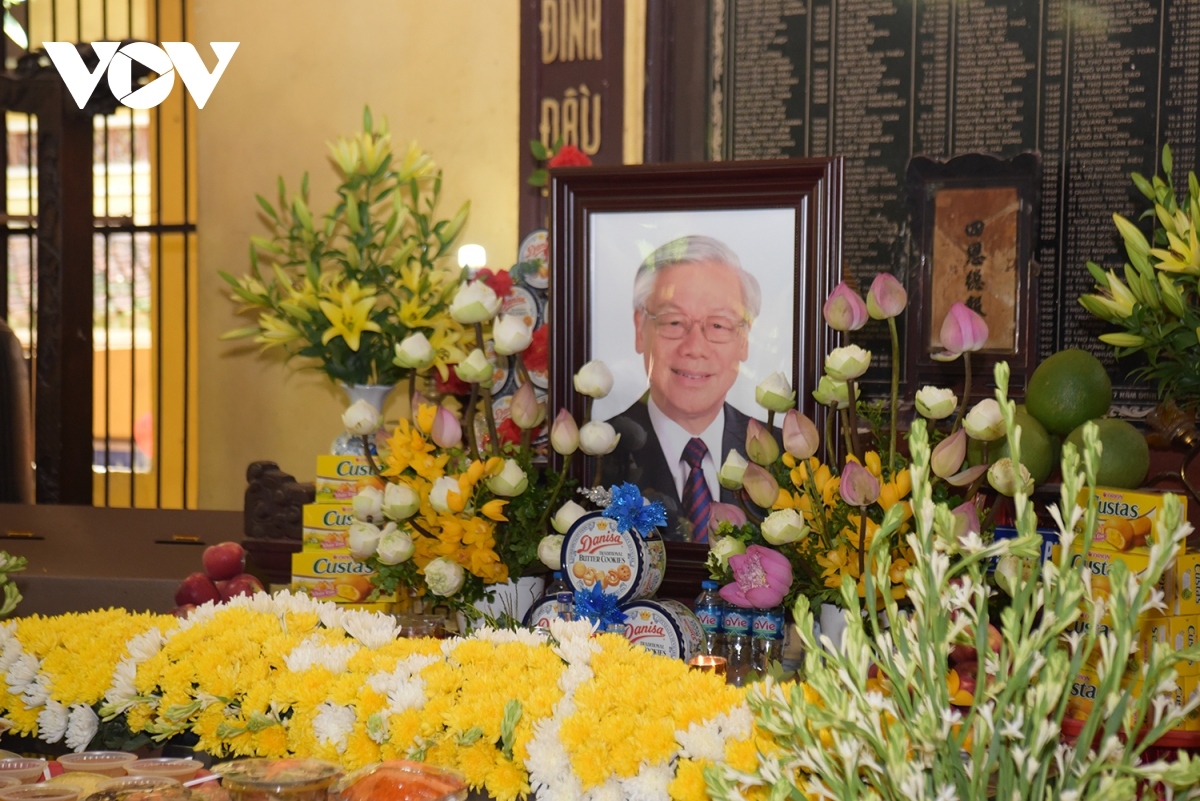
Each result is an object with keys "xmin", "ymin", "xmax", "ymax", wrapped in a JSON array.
[
  {"xmin": 171, "ymin": 604, "xmax": 196, "ymax": 619},
  {"xmin": 987, "ymin": 623, "xmax": 1003, "ymax": 654},
  {"xmin": 217, "ymin": 573, "xmax": 264, "ymax": 601},
  {"xmin": 202, "ymin": 541, "xmax": 246, "ymax": 581},
  {"xmin": 175, "ymin": 572, "xmax": 221, "ymax": 606},
  {"xmin": 949, "ymin": 643, "xmax": 977, "ymax": 665}
]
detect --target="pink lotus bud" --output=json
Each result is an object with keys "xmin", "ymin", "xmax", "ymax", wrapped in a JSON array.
[
  {"xmin": 745, "ymin": 419, "xmax": 780, "ymax": 466},
  {"xmin": 509, "ymin": 382, "xmax": 545, "ymax": 430},
  {"xmin": 839, "ymin": 461, "xmax": 880, "ymax": 507},
  {"xmin": 823, "ymin": 282, "xmax": 869, "ymax": 332},
  {"xmin": 742, "ymin": 462, "xmax": 780, "ymax": 509},
  {"xmin": 866, "ymin": 273, "xmax": 908, "ymax": 320},
  {"xmin": 430, "ymin": 407, "xmax": 462, "ymax": 449},
  {"xmin": 550, "ymin": 408, "xmax": 579, "ymax": 455},
  {"xmin": 930, "ymin": 428, "xmax": 967, "ymax": 479},
  {"xmin": 782, "ymin": 409, "xmax": 820, "ymax": 460},
  {"xmin": 951, "ymin": 499, "xmax": 981, "ymax": 543},
  {"xmin": 934, "ymin": 302, "xmax": 989, "ymax": 360},
  {"xmin": 708, "ymin": 502, "xmax": 749, "ymax": 539}
]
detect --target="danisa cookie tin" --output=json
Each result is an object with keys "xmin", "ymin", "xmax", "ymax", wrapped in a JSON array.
[
  {"xmin": 619, "ymin": 599, "xmax": 705, "ymax": 662},
  {"xmin": 560, "ymin": 511, "xmax": 665, "ymax": 604}
]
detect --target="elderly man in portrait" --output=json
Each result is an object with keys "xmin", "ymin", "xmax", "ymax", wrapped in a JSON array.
[{"xmin": 603, "ymin": 235, "xmax": 768, "ymax": 543}]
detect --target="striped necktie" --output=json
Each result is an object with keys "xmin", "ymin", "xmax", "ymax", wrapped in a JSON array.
[{"xmin": 682, "ymin": 438, "xmax": 714, "ymax": 543}]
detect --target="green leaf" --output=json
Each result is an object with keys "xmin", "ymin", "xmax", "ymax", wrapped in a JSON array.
[
  {"xmin": 1086, "ymin": 261, "xmax": 1108, "ymax": 287},
  {"xmin": 301, "ymin": 171, "xmax": 310, "ymax": 201},
  {"xmin": 1163, "ymin": 142, "xmax": 1174, "ymax": 176},
  {"xmin": 255, "ymin": 194, "xmax": 279, "ymax": 222},
  {"xmin": 527, "ymin": 169, "xmax": 549, "ymax": 187},
  {"xmin": 219, "ymin": 326, "xmax": 261, "ymax": 340},
  {"xmin": 456, "ymin": 726, "xmax": 484, "ymax": 746},
  {"xmin": 530, "ymin": 139, "xmax": 549, "ymax": 160},
  {"xmin": 1131, "ymin": 172, "xmax": 1155, "ymax": 201},
  {"xmin": 500, "ymin": 699, "xmax": 522, "ymax": 761},
  {"xmin": 363, "ymin": 106, "xmax": 373, "ymax": 134}
]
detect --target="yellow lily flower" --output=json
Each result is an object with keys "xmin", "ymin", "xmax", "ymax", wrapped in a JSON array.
[
  {"xmin": 427, "ymin": 322, "xmax": 469, "ymax": 382},
  {"xmin": 399, "ymin": 262, "xmax": 424, "ymax": 295},
  {"xmin": 415, "ymin": 404, "xmax": 438, "ymax": 434},
  {"xmin": 1150, "ymin": 226, "xmax": 1200, "ymax": 274},
  {"xmin": 399, "ymin": 295, "xmax": 434, "ymax": 328},
  {"xmin": 319, "ymin": 287, "xmax": 381, "ymax": 352},
  {"xmin": 254, "ymin": 313, "xmax": 303, "ymax": 348},
  {"xmin": 864, "ymin": 451, "xmax": 882, "ymax": 477},
  {"xmin": 481, "ymin": 499, "xmax": 508, "ymax": 521}
]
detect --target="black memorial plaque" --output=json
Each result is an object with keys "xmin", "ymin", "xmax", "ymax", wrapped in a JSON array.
[{"xmin": 710, "ymin": 0, "xmax": 1200, "ymax": 413}]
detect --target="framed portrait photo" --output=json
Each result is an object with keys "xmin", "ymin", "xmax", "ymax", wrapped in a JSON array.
[{"xmin": 550, "ymin": 159, "xmax": 843, "ymax": 541}]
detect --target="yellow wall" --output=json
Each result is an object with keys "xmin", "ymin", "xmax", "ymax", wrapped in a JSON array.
[{"xmin": 195, "ymin": 1, "xmax": 519, "ymax": 509}]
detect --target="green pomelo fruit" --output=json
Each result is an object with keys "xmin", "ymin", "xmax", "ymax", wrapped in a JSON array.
[
  {"xmin": 1063, "ymin": 418, "xmax": 1150, "ymax": 489},
  {"xmin": 1025, "ymin": 349, "xmax": 1112, "ymax": 435}
]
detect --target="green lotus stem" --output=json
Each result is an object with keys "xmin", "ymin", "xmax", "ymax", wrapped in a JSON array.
[
  {"xmin": 534, "ymin": 453, "xmax": 573, "ymax": 533},
  {"xmin": 952, "ymin": 352, "xmax": 972, "ymax": 434},
  {"xmin": 514, "ymin": 353, "xmax": 531, "ymax": 386},
  {"xmin": 824, "ymin": 409, "xmax": 835, "ymax": 465},
  {"xmin": 481, "ymin": 385, "xmax": 500, "ymax": 456},
  {"xmin": 361, "ymin": 436, "xmax": 381, "ymax": 477},
  {"xmin": 856, "ymin": 507, "xmax": 867, "ymax": 581},
  {"xmin": 464, "ymin": 383, "xmax": 480, "ymax": 459},
  {"xmin": 473, "ymin": 322, "xmax": 500, "ymax": 454},
  {"xmin": 845, "ymin": 378, "xmax": 863, "ymax": 461},
  {"xmin": 839, "ymin": 408, "xmax": 855, "ymax": 459},
  {"xmin": 887, "ymin": 317, "xmax": 900, "ymax": 476}
]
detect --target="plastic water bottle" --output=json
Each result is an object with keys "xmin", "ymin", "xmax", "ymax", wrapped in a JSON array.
[
  {"xmin": 723, "ymin": 605, "xmax": 751, "ymax": 685},
  {"xmin": 751, "ymin": 607, "xmax": 785, "ymax": 673},
  {"xmin": 556, "ymin": 590, "xmax": 575, "ymax": 623},
  {"xmin": 546, "ymin": 571, "xmax": 569, "ymax": 598},
  {"xmin": 694, "ymin": 580, "xmax": 726, "ymax": 659}
]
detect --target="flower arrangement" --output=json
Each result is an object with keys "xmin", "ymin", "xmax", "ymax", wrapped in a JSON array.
[
  {"xmin": 0, "ymin": 593, "xmax": 764, "ymax": 801},
  {"xmin": 220, "ymin": 107, "xmax": 471, "ymax": 387},
  {"xmin": 343, "ymin": 269, "xmax": 623, "ymax": 617},
  {"xmin": 708, "ymin": 274, "xmax": 1046, "ymax": 613},
  {"xmin": 1080, "ymin": 144, "xmax": 1200, "ymax": 407},
  {"xmin": 708, "ymin": 363, "xmax": 1200, "ymax": 800}
]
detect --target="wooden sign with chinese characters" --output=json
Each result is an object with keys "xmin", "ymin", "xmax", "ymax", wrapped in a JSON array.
[
  {"xmin": 929, "ymin": 187, "xmax": 1020, "ymax": 353},
  {"xmin": 519, "ymin": 0, "xmax": 626, "ymax": 236}
]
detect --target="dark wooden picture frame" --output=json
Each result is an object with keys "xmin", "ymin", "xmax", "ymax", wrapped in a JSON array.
[
  {"xmin": 905, "ymin": 153, "xmax": 1042, "ymax": 398},
  {"xmin": 550, "ymin": 158, "xmax": 844, "ymax": 490}
]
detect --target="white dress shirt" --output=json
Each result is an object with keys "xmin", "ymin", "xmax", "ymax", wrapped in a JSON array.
[{"xmin": 646, "ymin": 398, "xmax": 724, "ymax": 500}]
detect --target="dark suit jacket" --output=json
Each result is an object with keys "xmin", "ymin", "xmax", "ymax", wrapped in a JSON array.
[{"xmin": 600, "ymin": 400, "xmax": 763, "ymax": 541}]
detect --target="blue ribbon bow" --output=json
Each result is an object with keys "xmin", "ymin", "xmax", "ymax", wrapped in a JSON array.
[
  {"xmin": 602, "ymin": 483, "xmax": 666, "ymax": 537},
  {"xmin": 572, "ymin": 583, "xmax": 627, "ymax": 629}
]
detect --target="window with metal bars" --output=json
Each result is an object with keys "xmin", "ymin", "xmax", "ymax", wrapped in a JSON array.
[{"xmin": 0, "ymin": 0, "xmax": 197, "ymax": 508}]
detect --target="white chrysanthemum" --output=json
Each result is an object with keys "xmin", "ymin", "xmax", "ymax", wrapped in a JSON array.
[
  {"xmin": 65, "ymin": 704, "xmax": 98, "ymax": 752},
  {"xmin": 102, "ymin": 660, "xmax": 138, "ymax": 710},
  {"xmin": 313, "ymin": 702, "xmax": 355, "ymax": 752},
  {"xmin": 22, "ymin": 672, "xmax": 51, "ymax": 708},
  {"xmin": 466, "ymin": 626, "xmax": 548, "ymax": 647},
  {"xmin": 387, "ymin": 680, "xmax": 426, "ymax": 714},
  {"xmin": 175, "ymin": 600, "xmax": 222, "ymax": 630},
  {"xmin": 38, "ymin": 700, "xmax": 68, "ymax": 743},
  {"xmin": 284, "ymin": 636, "xmax": 361, "ymax": 674},
  {"xmin": 586, "ymin": 779, "xmax": 623, "ymax": 801},
  {"xmin": 724, "ymin": 704, "xmax": 753, "ymax": 739},
  {"xmin": 676, "ymin": 720, "xmax": 724, "ymax": 760},
  {"xmin": 340, "ymin": 610, "xmax": 399, "ymax": 649},
  {"xmin": 127, "ymin": 627, "xmax": 167, "ymax": 661},
  {"xmin": 620, "ymin": 763, "xmax": 673, "ymax": 801},
  {"xmin": 7, "ymin": 651, "xmax": 37, "ymax": 690},
  {"xmin": 315, "ymin": 602, "xmax": 347, "ymax": 630}
]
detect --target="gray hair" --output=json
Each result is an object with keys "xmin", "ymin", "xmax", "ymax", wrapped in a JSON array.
[{"xmin": 631, "ymin": 235, "xmax": 762, "ymax": 319}]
